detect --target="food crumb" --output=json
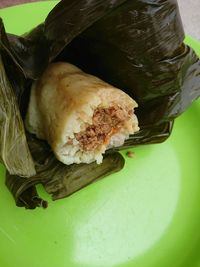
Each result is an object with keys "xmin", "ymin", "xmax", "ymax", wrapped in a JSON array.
[
  {"xmin": 42, "ymin": 200, "xmax": 48, "ymax": 209},
  {"xmin": 126, "ymin": 151, "xmax": 135, "ymax": 158}
]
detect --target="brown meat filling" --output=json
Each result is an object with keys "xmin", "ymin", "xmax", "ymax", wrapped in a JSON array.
[{"xmin": 75, "ymin": 106, "xmax": 132, "ymax": 151}]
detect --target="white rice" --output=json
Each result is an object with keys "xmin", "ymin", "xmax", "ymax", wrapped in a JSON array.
[{"xmin": 55, "ymin": 106, "xmax": 139, "ymax": 165}]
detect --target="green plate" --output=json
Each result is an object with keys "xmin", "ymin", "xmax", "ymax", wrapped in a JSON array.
[{"xmin": 1, "ymin": 2, "xmax": 200, "ymax": 267}]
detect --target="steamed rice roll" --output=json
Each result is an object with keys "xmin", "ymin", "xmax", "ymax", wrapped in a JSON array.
[{"xmin": 25, "ymin": 62, "xmax": 139, "ymax": 165}]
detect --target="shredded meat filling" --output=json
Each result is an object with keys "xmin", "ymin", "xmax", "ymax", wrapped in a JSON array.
[{"xmin": 75, "ymin": 106, "xmax": 132, "ymax": 151}]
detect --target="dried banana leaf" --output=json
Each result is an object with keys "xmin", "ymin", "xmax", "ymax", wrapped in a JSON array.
[
  {"xmin": 0, "ymin": 19, "xmax": 47, "ymax": 122},
  {"xmin": 0, "ymin": 55, "xmax": 35, "ymax": 176},
  {"xmin": 6, "ymin": 134, "xmax": 125, "ymax": 209},
  {"xmin": 44, "ymin": 0, "xmax": 128, "ymax": 61},
  {"xmin": 56, "ymin": 0, "xmax": 200, "ymax": 146},
  {"xmin": 1, "ymin": 0, "xmax": 200, "ymax": 208},
  {"xmin": 0, "ymin": 18, "xmax": 47, "ymax": 81},
  {"xmin": 0, "ymin": 20, "xmax": 36, "ymax": 177}
]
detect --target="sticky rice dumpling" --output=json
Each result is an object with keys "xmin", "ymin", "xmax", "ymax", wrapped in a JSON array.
[{"xmin": 25, "ymin": 62, "xmax": 139, "ymax": 165}]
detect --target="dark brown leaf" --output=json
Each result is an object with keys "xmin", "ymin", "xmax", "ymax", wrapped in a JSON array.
[
  {"xmin": 6, "ymin": 134, "xmax": 125, "ymax": 209},
  {"xmin": 0, "ymin": 55, "xmax": 35, "ymax": 176}
]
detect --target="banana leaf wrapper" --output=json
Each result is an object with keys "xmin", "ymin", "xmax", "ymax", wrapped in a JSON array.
[
  {"xmin": 56, "ymin": 0, "xmax": 200, "ymax": 146},
  {"xmin": 1, "ymin": 0, "xmax": 200, "ymax": 208},
  {"xmin": 0, "ymin": 22, "xmax": 35, "ymax": 177},
  {"xmin": 6, "ymin": 135, "xmax": 124, "ymax": 209}
]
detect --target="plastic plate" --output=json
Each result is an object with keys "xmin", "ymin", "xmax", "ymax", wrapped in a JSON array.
[{"xmin": 0, "ymin": 2, "xmax": 200, "ymax": 267}]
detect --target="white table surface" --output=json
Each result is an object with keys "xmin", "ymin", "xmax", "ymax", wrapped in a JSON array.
[{"xmin": 178, "ymin": 0, "xmax": 200, "ymax": 40}]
